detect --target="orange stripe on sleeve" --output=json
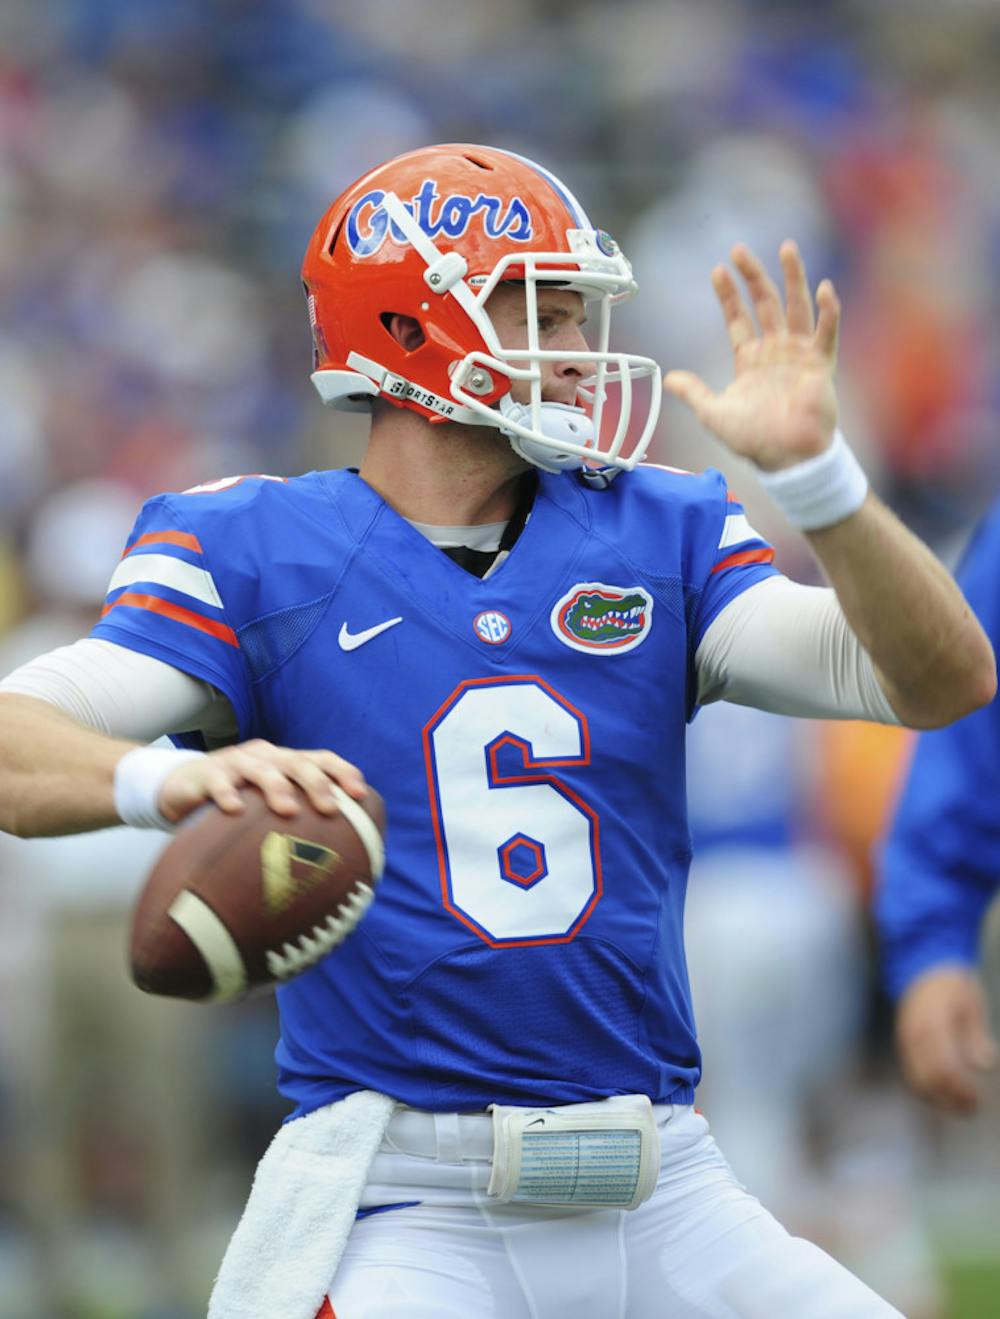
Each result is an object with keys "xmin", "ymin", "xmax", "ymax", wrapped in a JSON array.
[
  {"xmin": 123, "ymin": 530, "xmax": 203, "ymax": 557},
  {"xmin": 101, "ymin": 592, "xmax": 239, "ymax": 647},
  {"xmin": 711, "ymin": 546, "xmax": 775, "ymax": 574}
]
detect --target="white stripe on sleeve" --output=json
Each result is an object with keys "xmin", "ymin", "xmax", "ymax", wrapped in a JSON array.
[
  {"xmin": 106, "ymin": 553, "xmax": 223, "ymax": 609},
  {"xmin": 717, "ymin": 513, "xmax": 761, "ymax": 549}
]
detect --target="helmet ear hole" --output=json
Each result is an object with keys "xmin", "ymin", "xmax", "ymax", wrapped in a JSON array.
[{"xmin": 380, "ymin": 312, "xmax": 425, "ymax": 353}]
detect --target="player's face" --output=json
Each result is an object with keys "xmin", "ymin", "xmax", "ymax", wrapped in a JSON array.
[{"xmin": 485, "ymin": 284, "xmax": 590, "ymax": 406}]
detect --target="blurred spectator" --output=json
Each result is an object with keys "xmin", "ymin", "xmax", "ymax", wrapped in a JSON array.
[{"xmin": 877, "ymin": 501, "xmax": 1000, "ymax": 1117}]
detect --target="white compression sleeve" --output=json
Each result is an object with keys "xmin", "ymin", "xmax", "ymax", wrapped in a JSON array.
[
  {"xmin": 695, "ymin": 575, "xmax": 900, "ymax": 724},
  {"xmin": 0, "ymin": 638, "xmax": 238, "ymax": 743}
]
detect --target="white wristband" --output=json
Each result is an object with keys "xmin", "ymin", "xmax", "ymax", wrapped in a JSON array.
[
  {"xmin": 756, "ymin": 431, "xmax": 869, "ymax": 530},
  {"xmin": 114, "ymin": 746, "xmax": 205, "ymax": 831}
]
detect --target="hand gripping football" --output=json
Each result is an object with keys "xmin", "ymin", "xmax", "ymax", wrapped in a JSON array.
[{"xmin": 129, "ymin": 783, "xmax": 386, "ymax": 1002}]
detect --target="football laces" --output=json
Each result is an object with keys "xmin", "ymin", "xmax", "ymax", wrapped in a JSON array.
[{"xmin": 265, "ymin": 881, "xmax": 376, "ymax": 980}]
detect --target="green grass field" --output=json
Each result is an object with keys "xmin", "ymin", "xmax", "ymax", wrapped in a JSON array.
[{"xmin": 942, "ymin": 1256, "xmax": 1000, "ymax": 1319}]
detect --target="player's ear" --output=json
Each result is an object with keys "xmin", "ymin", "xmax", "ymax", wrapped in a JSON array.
[{"xmin": 381, "ymin": 313, "xmax": 425, "ymax": 353}]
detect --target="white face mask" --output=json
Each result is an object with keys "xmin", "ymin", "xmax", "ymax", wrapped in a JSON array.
[{"xmin": 373, "ymin": 194, "xmax": 663, "ymax": 474}]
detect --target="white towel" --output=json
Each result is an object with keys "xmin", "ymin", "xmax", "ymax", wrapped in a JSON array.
[{"xmin": 208, "ymin": 1089, "xmax": 396, "ymax": 1319}]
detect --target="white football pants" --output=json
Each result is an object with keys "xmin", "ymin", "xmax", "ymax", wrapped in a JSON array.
[{"xmin": 326, "ymin": 1105, "xmax": 902, "ymax": 1318}]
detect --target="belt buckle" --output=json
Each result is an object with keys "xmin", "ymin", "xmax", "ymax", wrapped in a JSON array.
[{"xmin": 486, "ymin": 1095, "xmax": 660, "ymax": 1211}]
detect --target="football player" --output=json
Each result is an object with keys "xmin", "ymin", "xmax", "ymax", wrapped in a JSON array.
[
  {"xmin": 0, "ymin": 145, "xmax": 994, "ymax": 1318},
  {"xmin": 878, "ymin": 501, "xmax": 1000, "ymax": 1117}
]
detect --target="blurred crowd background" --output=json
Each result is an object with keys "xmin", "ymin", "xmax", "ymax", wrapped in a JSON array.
[{"xmin": 1, "ymin": 0, "xmax": 999, "ymax": 1315}]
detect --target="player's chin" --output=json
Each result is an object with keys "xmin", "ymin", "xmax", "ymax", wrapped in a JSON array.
[{"xmin": 476, "ymin": 423, "xmax": 533, "ymax": 471}]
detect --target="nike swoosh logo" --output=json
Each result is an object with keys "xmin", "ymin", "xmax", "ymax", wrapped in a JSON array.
[{"xmin": 338, "ymin": 617, "xmax": 403, "ymax": 651}]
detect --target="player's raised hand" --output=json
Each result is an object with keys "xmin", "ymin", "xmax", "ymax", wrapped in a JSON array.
[
  {"xmin": 158, "ymin": 739, "xmax": 368, "ymax": 825},
  {"xmin": 896, "ymin": 966, "xmax": 999, "ymax": 1115},
  {"xmin": 664, "ymin": 241, "xmax": 840, "ymax": 471}
]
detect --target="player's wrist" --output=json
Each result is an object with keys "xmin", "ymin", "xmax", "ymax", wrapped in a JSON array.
[
  {"xmin": 114, "ymin": 745, "xmax": 205, "ymax": 831},
  {"xmin": 755, "ymin": 430, "xmax": 868, "ymax": 530}
]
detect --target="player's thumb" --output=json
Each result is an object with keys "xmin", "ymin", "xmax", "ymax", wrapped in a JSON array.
[{"xmin": 663, "ymin": 370, "xmax": 715, "ymax": 421}]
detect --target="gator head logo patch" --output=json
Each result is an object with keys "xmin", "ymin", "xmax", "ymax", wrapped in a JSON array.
[{"xmin": 550, "ymin": 582, "xmax": 653, "ymax": 655}]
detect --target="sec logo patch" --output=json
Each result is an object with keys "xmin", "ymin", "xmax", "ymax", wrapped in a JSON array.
[
  {"xmin": 551, "ymin": 582, "xmax": 653, "ymax": 655},
  {"xmin": 473, "ymin": 611, "xmax": 512, "ymax": 645}
]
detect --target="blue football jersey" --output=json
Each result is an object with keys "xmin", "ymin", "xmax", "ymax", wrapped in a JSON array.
[{"xmin": 94, "ymin": 466, "xmax": 778, "ymax": 1116}]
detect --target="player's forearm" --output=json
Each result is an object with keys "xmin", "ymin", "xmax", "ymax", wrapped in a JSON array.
[
  {"xmin": 805, "ymin": 493, "xmax": 996, "ymax": 727},
  {"xmin": 0, "ymin": 693, "xmax": 137, "ymax": 837}
]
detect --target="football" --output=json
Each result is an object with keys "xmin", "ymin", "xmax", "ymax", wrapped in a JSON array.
[{"xmin": 129, "ymin": 783, "xmax": 386, "ymax": 1002}]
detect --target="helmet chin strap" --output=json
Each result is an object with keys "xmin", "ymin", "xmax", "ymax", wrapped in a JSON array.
[{"xmin": 497, "ymin": 398, "xmax": 596, "ymax": 474}]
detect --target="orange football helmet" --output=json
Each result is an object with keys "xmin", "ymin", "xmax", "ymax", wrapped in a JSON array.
[{"xmin": 301, "ymin": 144, "xmax": 661, "ymax": 472}]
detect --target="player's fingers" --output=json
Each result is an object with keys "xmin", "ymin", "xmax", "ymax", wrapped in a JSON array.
[
  {"xmin": 234, "ymin": 760, "xmax": 302, "ymax": 816},
  {"xmin": 779, "ymin": 240, "xmax": 815, "ymax": 336},
  {"xmin": 903, "ymin": 1036, "xmax": 979, "ymax": 1114},
  {"xmin": 280, "ymin": 759, "xmax": 345, "ymax": 815},
  {"xmin": 710, "ymin": 265, "xmax": 755, "ymax": 354},
  {"xmin": 205, "ymin": 742, "xmax": 365, "ymax": 814},
  {"xmin": 199, "ymin": 767, "xmax": 249, "ymax": 817},
  {"xmin": 301, "ymin": 749, "xmax": 368, "ymax": 799},
  {"xmin": 663, "ymin": 370, "xmax": 717, "ymax": 424},
  {"xmin": 252, "ymin": 746, "xmax": 367, "ymax": 804},
  {"xmin": 156, "ymin": 759, "xmax": 243, "ymax": 822},
  {"xmin": 731, "ymin": 245, "xmax": 784, "ymax": 335},
  {"xmin": 814, "ymin": 279, "xmax": 840, "ymax": 360}
]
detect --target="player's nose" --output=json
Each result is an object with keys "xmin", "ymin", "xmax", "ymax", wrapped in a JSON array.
[{"xmin": 551, "ymin": 325, "xmax": 591, "ymax": 384}]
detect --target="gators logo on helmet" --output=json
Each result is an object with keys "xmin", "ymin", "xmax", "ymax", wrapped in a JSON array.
[{"xmin": 345, "ymin": 182, "xmax": 533, "ymax": 258}]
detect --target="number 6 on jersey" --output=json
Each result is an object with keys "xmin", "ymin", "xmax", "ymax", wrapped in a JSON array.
[{"xmin": 423, "ymin": 676, "xmax": 602, "ymax": 946}]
